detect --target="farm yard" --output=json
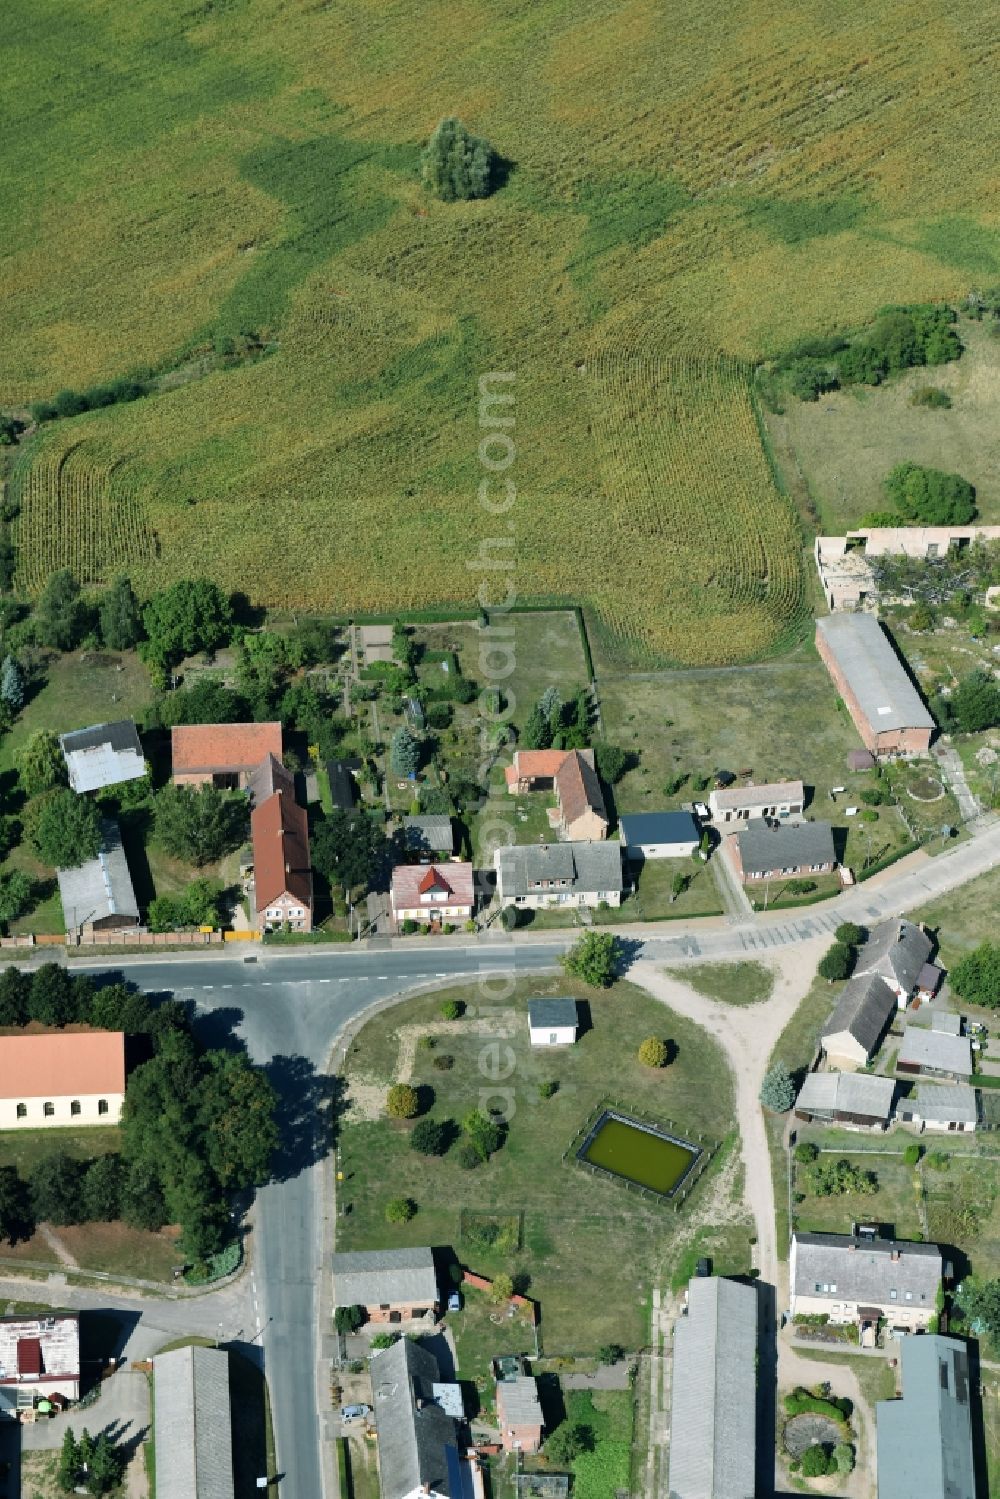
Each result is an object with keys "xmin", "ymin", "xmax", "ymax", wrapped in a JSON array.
[{"xmin": 4, "ymin": 1, "xmax": 1000, "ymax": 659}]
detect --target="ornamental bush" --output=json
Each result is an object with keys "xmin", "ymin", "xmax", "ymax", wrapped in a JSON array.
[
  {"xmin": 760, "ymin": 1061, "xmax": 795, "ymax": 1113},
  {"xmin": 386, "ymin": 1084, "xmax": 419, "ymax": 1119},
  {"xmin": 385, "ymin": 1197, "xmax": 416, "ymax": 1225},
  {"xmin": 638, "ymin": 1037, "xmax": 668, "ymax": 1068}
]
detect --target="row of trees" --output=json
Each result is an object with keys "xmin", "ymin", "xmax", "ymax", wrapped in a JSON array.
[{"xmin": 778, "ymin": 303, "xmax": 963, "ymax": 402}]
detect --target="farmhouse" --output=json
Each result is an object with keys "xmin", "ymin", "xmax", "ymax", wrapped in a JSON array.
[
  {"xmin": 708, "ymin": 779, "xmax": 804, "ymax": 823},
  {"xmin": 789, "ymin": 1232, "xmax": 942, "ymax": 1334},
  {"xmin": 821, "ymin": 974, "xmax": 897, "ymax": 1070},
  {"xmin": 391, "ymin": 863, "xmax": 474, "ymax": 926},
  {"xmin": 815, "ymin": 527, "xmax": 1000, "ymax": 612},
  {"xmin": 327, "ymin": 758, "xmax": 361, "ymax": 813},
  {"xmin": 251, "ymin": 789, "xmax": 313, "ymax": 932},
  {"xmin": 154, "ymin": 1345, "xmax": 234, "ymax": 1499},
  {"xmin": 59, "ymin": 719, "xmax": 145, "ymax": 793},
  {"xmin": 897, "ymin": 1082, "xmax": 977, "ymax": 1134},
  {"xmin": 527, "ymin": 997, "xmax": 578, "ymax": 1047},
  {"xmin": 401, "ymin": 815, "xmax": 455, "ymax": 857},
  {"xmin": 57, "ymin": 817, "xmax": 140, "ymax": 938},
  {"xmin": 246, "ymin": 752, "xmax": 294, "ymax": 808},
  {"xmin": 815, "ymin": 613, "xmax": 935, "ymax": 758},
  {"xmin": 618, "ymin": 811, "xmax": 699, "ymax": 859},
  {"xmin": 852, "ymin": 919, "xmax": 938, "ymax": 1010},
  {"xmin": 171, "ymin": 721, "xmax": 283, "ymax": 788},
  {"xmin": 0, "ymin": 1031, "xmax": 126, "ymax": 1129},
  {"xmin": 876, "ymin": 1334, "xmax": 976, "ymax": 1499},
  {"xmin": 667, "ymin": 1276, "xmax": 757, "ymax": 1499},
  {"xmin": 504, "ymin": 749, "xmax": 608, "ymax": 841},
  {"xmin": 0, "ymin": 1313, "xmax": 80, "ymax": 1415},
  {"xmin": 494, "ymin": 842, "xmax": 623, "ymax": 910},
  {"xmin": 371, "ymin": 1337, "xmax": 470, "ymax": 1499},
  {"xmin": 794, "ymin": 1070, "xmax": 895, "ymax": 1130},
  {"xmin": 332, "ymin": 1247, "xmax": 439, "ymax": 1323},
  {"xmin": 495, "ymin": 1373, "xmax": 543, "ymax": 1454},
  {"xmin": 733, "ymin": 820, "xmax": 836, "ymax": 882},
  {"xmin": 896, "ymin": 1027, "xmax": 972, "ymax": 1081}
]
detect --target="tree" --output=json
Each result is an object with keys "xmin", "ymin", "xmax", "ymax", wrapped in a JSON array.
[
  {"xmin": 30, "ymin": 1151, "xmax": 85, "ymax": 1224},
  {"xmin": 956, "ymin": 1276, "xmax": 1000, "ymax": 1338},
  {"xmin": 440, "ymin": 999, "xmax": 464, "ymax": 1020},
  {"xmin": 0, "ymin": 1164, "xmax": 33, "ymax": 1244},
  {"xmin": 950, "ymin": 671, "xmax": 1000, "ymax": 734},
  {"xmin": 141, "ymin": 578, "xmax": 233, "ymax": 667},
  {"xmin": 835, "ymin": 922, "xmax": 865, "ymax": 947},
  {"xmin": 597, "ymin": 1342, "xmax": 624, "ymax": 1365},
  {"xmin": 421, "ymin": 117, "xmax": 498, "ymax": 201},
  {"xmin": 883, "ymin": 462, "xmax": 976, "ymax": 525},
  {"xmin": 411, "ymin": 1119, "xmax": 450, "ymax": 1156},
  {"xmin": 545, "ymin": 1422, "xmax": 591, "ymax": 1466},
  {"xmin": 0, "ymin": 869, "xmax": 35, "ymax": 930},
  {"xmin": 199, "ymin": 1050, "xmax": 279, "ymax": 1188},
  {"xmin": 561, "ymin": 931, "xmax": 620, "ymax": 988},
  {"xmin": 671, "ymin": 872, "xmax": 689, "ymax": 902},
  {"xmin": 15, "ymin": 729, "xmax": 67, "ymax": 796},
  {"xmin": 0, "ymin": 655, "xmax": 23, "ymax": 713},
  {"xmin": 522, "ymin": 704, "xmax": 553, "ymax": 750},
  {"xmin": 386, "ymin": 1083, "xmax": 419, "ymax": 1119},
  {"xmin": 490, "ymin": 1272, "xmax": 514, "ymax": 1304},
  {"xmin": 84, "ymin": 1430, "xmax": 125, "ymax": 1495},
  {"xmin": 795, "ymin": 1141, "xmax": 819, "ymax": 1164},
  {"xmin": 951, "ymin": 942, "xmax": 1000, "ymax": 1009},
  {"xmin": 312, "ymin": 811, "xmax": 391, "ymax": 893},
  {"xmin": 593, "ymin": 743, "xmax": 630, "ymax": 784},
  {"xmin": 818, "ymin": 942, "xmax": 853, "ymax": 982},
  {"xmin": 153, "ymin": 783, "xmax": 247, "ymax": 866},
  {"xmin": 159, "ymin": 677, "xmax": 251, "ymax": 728},
  {"xmin": 28, "ymin": 963, "xmax": 77, "ymax": 1026},
  {"xmin": 26, "ymin": 787, "xmax": 102, "ymax": 868},
  {"xmin": 390, "ymin": 727, "xmax": 420, "ymax": 779},
  {"xmin": 0, "ymin": 967, "xmax": 30, "ymax": 1026},
  {"xmin": 148, "ymin": 878, "xmax": 226, "ymax": 933},
  {"xmin": 99, "ymin": 576, "xmax": 143, "ymax": 650},
  {"xmin": 801, "ymin": 1446, "xmax": 831, "ymax": 1478},
  {"xmin": 82, "ymin": 1154, "xmax": 123, "ymax": 1222},
  {"xmin": 58, "ymin": 1427, "xmax": 80, "ymax": 1492},
  {"xmin": 638, "ymin": 1037, "xmax": 668, "ymax": 1068},
  {"xmin": 760, "ymin": 1061, "xmax": 795, "ymax": 1113},
  {"xmin": 36, "ymin": 568, "xmax": 88, "ymax": 650},
  {"xmin": 385, "ymin": 1196, "xmax": 416, "ymax": 1224},
  {"xmin": 120, "ymin": 1159, "xmax": 167, "ymax": 1232},
  {"xmin": 335, "ymin": 1304, "xmax": 366, "ymax": 1333}
]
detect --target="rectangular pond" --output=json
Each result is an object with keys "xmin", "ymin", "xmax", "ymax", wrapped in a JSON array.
[{"xmin": 578, "ymin": 1110, "xmax": 700, "ymax": 1199}]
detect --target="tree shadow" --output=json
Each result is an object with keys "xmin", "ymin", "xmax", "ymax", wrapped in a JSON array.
[
  {"xmin": 265, "ymin": 1054, "xmax": 338, "ymax": 1182},
  {"xmin": 97, "ymin": 1414, "xmax": 151, "ymax": 1469}
]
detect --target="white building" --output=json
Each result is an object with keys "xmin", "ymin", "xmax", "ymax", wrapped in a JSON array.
[
  {"xmin": 708, "ymin": 780, "xmax": 804, "ymax": 823},
  {"xmin": 494, "ymin": 842, "xmax": 622, "ymax": 910},
  {"xmin": 0, "ymin": 1313, "xmax": 80, "ymax": 1415},
  {"xmin": 897, "ymin": 1083, "xmax": 978, "ymax": 1134},
  {"xmin": 527, "ymin": 998, "xmax": 578, "ymax": 1047},
  {"xmin": 60, "ymin": 720, "xmax": 145, "ymax": 794},
  {"xmin": 0, "ymin": 1032, "xmax": 126, "ymax": 1129},
  {"xmin": 390, "ymin": 863, "xmax": 475, "ymax": 925}
]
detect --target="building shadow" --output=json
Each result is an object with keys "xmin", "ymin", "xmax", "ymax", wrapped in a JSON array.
[{"xmin": 755, "ymin": 1278, "xmax": 778, "ymax": 1499}]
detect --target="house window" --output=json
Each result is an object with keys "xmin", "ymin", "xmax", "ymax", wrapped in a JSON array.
[
  {"xmin": 904, "ymin": 1292, "xmax": 912, "ymax": 1301},
  {"xmin": 890, "ymin": 1289, "xmax": 898, "ymax": 1300},
  {"xmin": 15, "ymin": 1103, "xmax": 26, "ymax": 1120},
  {"xmin": 98, "ymin": 1099, "xmax": 109, "ymax": 1116},
  {"xmin": 43, "ymin": 1102, "xmax": 54, "ymax": 1118},
  {"xmin": 549, "ymin": 1033, "xmax": 558, "ymax": 1044},
  {"xmin": 70, "ymin": 1101, "xmax": 81, "ymax": 1117}
]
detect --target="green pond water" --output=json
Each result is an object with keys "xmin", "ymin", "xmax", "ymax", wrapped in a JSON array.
[{"xmin": 582, "ymin": 1116, "xmax": 697, "ymax": 1195}]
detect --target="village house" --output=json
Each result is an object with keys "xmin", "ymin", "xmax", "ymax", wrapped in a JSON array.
[
  {"xmin": 171, "ymin": 721, "xmax": 283, "ymax": 788},
  {"xmin": 494, "ymin": 842, "xmax": 623, "ymax": 911},
  {"xmin": 401, "ymin": 815, "xmax": 455, "ymax": 858},
  {"xmin": 667, "ymin": 1276, "xmax": 757, "ymax": 1499},
  {"xmin": 618, "ymin": 811, "xmax": 699, "ymax": 860},
  {"xmin": 504, "ymin": 749, "xmax": 608, "ymax": 841},
  {"xmin": 794, "ymin": 1071, "xmax": 895, "ymax": 1130},
  {"xmin": 853, "ymin": 919, "xmax": 939, "ymax": 1011},
  {"xmin": 733, "ymin": 820, "xmax": 836, "ymax": 883},
  {"xmin": 876, "ymin": 1334, "xmax": 976, "ymax": 1499},
  {"xmin": 370, "ymin": 1337, "xmax": 481, "ymax": 1499},
  {"xmin": 815, "ymin": 613, "xmax": 935, "ymax": 758},
  {"xmin": 0, "ymin": 1031, "xmax": 126, "ymax": 1129},
  {"xmin": 495, "ymin": 1368, "xmax": 543, "ymax": 1454},
  {"xmin": 246, "ymin": 752, "xmax": 295, "ymax": 808},
  {"xmin": 154, "ymin": 1344, "xmax": 235, "ymax": 1499},
  {"xmin": 820, "ymin": 921, "xmax": 941, "ymax": 1070},
  {"xmin": 390, "ymin": 863, "xmax": 474, "ymax": 927},
  {"xmin": 896, "ymin": 1026, "xmax": 973, "ymax": 1082},
  {"xmin": 789, "ymin": 1232, "xmax": 942, "ymax": 1336},
  {"xmin": 897, "ymin": 1082, "xmax": 978, "ymax": 1134},
  {"xmin": 0, "ymin": 1313, "xmax": 80, "ymax": 1416},
  {"xmin": 251, "ymin": 788, "xmax": 313, "ymax": 932},
  {"xmin": 57, "ymin": 817, "xmax": 140, "ymax": 938},
  {"xmin": 59, "ymin": 719, "xmax": 145, "ymax": 793},
  {"xmin": 527, "ymin": 997, "xmax": 578, "ymax": 1047},
  {"xmin": 707, "ymin": 778, "xmax": 804, "ymax": 823},
  {"xmin": 332, "ymin": 1247, "xmax": 439, "ymax": 1323},
  {"xmin": 821, "ymin": 974, "xmax": 897, "ymax": 1070}
]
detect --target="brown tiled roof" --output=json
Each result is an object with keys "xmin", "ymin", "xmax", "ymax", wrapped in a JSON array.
[
  {"xmin": 554, "ymin": 749, "xmax": 606, "ymax": 828},
  {"xmin": 251, "ymin": 790, "xmax": 312, "ymax": 912},
  {"xmin": 171, "ymin": 722, "xmax": 282, "ymax": 775},
  {"xmin": 391, "ymin": 862, "xmax": 474, "ymax": 911},
  {"xmin": 0, "ymin": 1032, "xmax": 126, "ymax": 1100}
]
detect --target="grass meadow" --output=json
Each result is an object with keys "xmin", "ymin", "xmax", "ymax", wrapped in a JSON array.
[{"xmin": 7, "ymin": 0, "xmax": 1000, "ymax": 662}]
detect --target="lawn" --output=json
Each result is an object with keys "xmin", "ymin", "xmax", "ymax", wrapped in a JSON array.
[
  {"xmin": 791, "ymin": 1347, "xmax": 898, "ymax": 1409},
  {"xmin": 335, "ymin": 977, "xmax": 735, "ymax": 1351},
  {"xmin": 791, "ymin": 1149, "xmax": 923, "ymax": 1242},
  {"xmin": 563, "ymin": 1389, "xmax": 633, "ymax": 1499},
  {"xmin": 669, "ymin": 961, "xmax": 774, "ymax": 1007},
  {"xmin": 912, "ymin": 866, "xmax": 1000, "ymax": 967}
]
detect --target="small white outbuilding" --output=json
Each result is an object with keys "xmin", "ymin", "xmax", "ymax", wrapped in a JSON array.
[{"xmin": 528, "ymin": 997, "xmax": 578, "ymax": 1047}]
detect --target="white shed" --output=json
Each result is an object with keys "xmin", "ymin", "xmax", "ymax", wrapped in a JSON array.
[{"xmin": 528, "ymin": 997, "xmax": 578, "ymax": 1047}]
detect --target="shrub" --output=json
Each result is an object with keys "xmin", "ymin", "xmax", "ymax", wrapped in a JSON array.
[
  {"xmin": 860, "ymin": 808, "xmax": 878, "ymax": 822},
  {"xmin": 908, "ymin": 603, "xmax": 935, "ymax": 632},
  {"xmin": 597, "ymin": 1342, "xmax": 624, "ymax": 1364},
  {"xmin": 561, "ymin": 931, "xmax": 620, "ymax": 988},
  {"xmin": 371, "ymin": 1331, "xmax": 399, "ymax": 1350},
  {"xmin": 760, "ymin": 1061, "xmax": 795, "ymax": 1113},
  {"xmin": 911, "ymin": 385, "xmax": 952, "ymax": 408},
  {"xmin": 883, "ymin": 462, "xmax": 976, "ymax": 525},
  {"xmin": 490, "ymin": 1272, "xmax": 514, "ymax": 1305},
  {"xmin": 834, "ymin": 1442, "xmax": 855, "ymax": 1474},
  {"xmin": 440, "ymin": 999, "xmax": 465, "ymax": 1021},
  {"xmin": 809, "ymin": 1158, "xmax": 878, "ymax": 1197},
  {"xmin": 788, "ymin": 358, "xmax": 838, "ymax": 401},
  {"xmin": 432, "ymin": 1054, "xmax": 454, "ymax": 1071},
  {"xmin": 903, "ymin": 1143, "xmax": 922, "ymax": 1166},
  {"xmin": 860, "ymin": 787, "xmax": 888, "ymax": 805},
  {"xmin": 638, "ymin": 1037, "xmax": 668, "ymax": 1068},
  {"xmin": 421, "ymin": 117, "xmax": 498, "ymax": 201},
  {"xmin": 784, "ymin": 1388, "xmax": 852, "ymax": 1420},
  {"xmin": 385, "ymin": 1197, "xmax": 416, "ymax": 1224},
  {"xmin": 411, "ymin": 1119, "xmax": 451, "ymax": 1156},
  {"xmin": 801, "ymin": 1445, "xmax": 831, "ymax": 1477},
  {"xmin": 401, "ymin": 919, "xmax": 418, "ymax": 935},
  {"xmin": 538, "ymin": 1080, "xmax": 559, "ymax": 1099},
  {"xmin": 334, "ymin": 1304, "xmax": 366, "ymax": 1333},
  {"xmin": 457, "ymin": 1143, "xmax": 481, "ymax": 1169},
  {"xmin": 386, "ymin": 1084, "xmax": 419, "ymax": 1119},
  {"xmin": 818, "ymin": 943, "xmax": 853, "ymax": 982},
  {"xmin": 795, "ymin": 1142, "xmax": 819, "ymax": 1164}
]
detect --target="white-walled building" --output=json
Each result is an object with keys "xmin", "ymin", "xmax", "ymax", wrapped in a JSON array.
[
  {"xmin": 708, "ymin": 780, "xmax": 804, "ymax": 823},
  {"xmin": 0, "ymin": 1032, "xmax": 126, "ymax": 1129},
  {"xmin": 390, "ymin": 863, "xmax": 475, "ymax": 926},
  {"xmin": 527, "ymin": 998, "xmax": 578, "ymax": 1047}
]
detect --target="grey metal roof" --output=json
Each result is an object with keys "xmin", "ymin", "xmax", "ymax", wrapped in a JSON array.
[
  {"xmin": 791, "ymin": 1233, "xmax": 942, "ymax": 1307},
  {"xmin": 154, "ymin": 1345, "xmax": 234, "ymax": 1499},
  {"xmin": 402, "ymin": 816, "xmax": 455, "ymax": 854},
  {"xmin": 497, "ymin": 1375, "xmax": 542, "ymax": 1427},
  {"xmin": 332, "ymin": 1247, "xmax": 438, "ymax": 1308},
  {"xmin": 494, "ymin": 842, "xmax": 623, "ymax": 899},
  {"xmin": 816, "ymin": 613, "xmax": 935, "ymax": 733},
  {"xmin": 876, "ymin": 1335, "xmax": 975, "ymax": 1499},
  {"xmin": 60, "ymin": 719, "xmax": 145, "ymax": 793},
  {"xmin": 618, "ymin": 811, "xmax": 698, "ymax": 848},
  {"xmin": 372, "ymin": 1337, "xmax": 459, "ymax": 1499},
  {"xmin": 736, "ymin": 820, "xmax": 836, "ymax": 875},
  {"xmin": 856, "ymin": 919, "xmax": 933, "ymax": 996},
  {"xmin": 795, "ymin": 1070, "xmax": 895, "ymax": 1119},
  {"xmin": 56, "ymin": 818, "xmax": 139, "ymax": 927},
  {"xmin": 929, "ymin": 1010, "xmax": 961, "ymax": 1035},
  {"xmin": 667, "ymin": 1276, "xmax": 757, "ymax": 1499},
  {"xmin": 527, "ymin": 998, "xmax": 578, "ymax": 1031},
  {"xmin": 823, "ymin": 974, "xmax": 896, "ymax": 1057},
  {"xmin": 247, "ymin": 753, "xmax": 294, "ymax": 809},
  {"xmin": 898, "ymin": 1028, "xmax": 972, "ymax": 1076},
  {"xmin": 327, "ymin": 759, "xmax": 360, "ymax": 811},
  {"xmin": 910, "ymin": 1083, "xmax": 978, "ymax": 1126}
]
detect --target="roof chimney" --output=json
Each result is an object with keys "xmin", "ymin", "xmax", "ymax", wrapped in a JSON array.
[{"xmin": 891, "ymin": 1248, "xmax": 900, "ymax": 1262}]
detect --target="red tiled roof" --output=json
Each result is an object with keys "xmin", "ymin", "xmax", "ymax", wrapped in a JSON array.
[
  {"xmin": 251, "ymin": 790, "xmax": 312, "ymax": 912},
  {"xmin": 171, "ymin": 722, "xmax": 282, "ymax": 775},
  {"xmin": 510, "ymin": 750, "xmax": 571, "ymax": 781},
  {"xmin": 418, "ymin": 866, "xmax": 452, "ymax": 895},
  {"xmin": 554, "ymin": 749, "xmax": 606, "ymax": 828},
  {"xmin": 0, "ymin": 1032, "xmax": 125, "ymax": 1100},
  {"xmin": 390, "ymin": 862, "xmax": 474, "ymax": 911},
  {"xmin": 17, "ymin": 1338, "xmax": 41, "ymax": 1376}
]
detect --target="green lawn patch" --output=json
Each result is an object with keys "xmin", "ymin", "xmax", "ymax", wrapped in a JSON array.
[
  {"xmin": 564, "ymin": 1390, "xmax": 633, "ymax": 1499},
  {"xmin": 765, "ymin": 975, "xmax": 838, "ymax": 1258},
  {"xmin": 669, "ymin": 961, "xmax": 774, "ymax": 1007},
  {"xmin": 790, "ymin": 1347, "xmax": 897, "ymax": 1408}
]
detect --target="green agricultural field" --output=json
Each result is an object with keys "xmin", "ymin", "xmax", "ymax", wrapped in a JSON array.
[
  {"xmin": 334, "ymin": 977, "xmax": 745, "ymax": 1351},
  {"xmin": 7, "ymin": 0, "xmax": 1000, "ymax": 663}
]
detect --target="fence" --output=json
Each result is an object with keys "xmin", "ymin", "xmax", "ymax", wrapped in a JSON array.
[
  {"xmin": 563, "ymin": 1098, "xmax": 718, "ymax": 1210},
  {"xmin": 18, "ymin": 930, "xmax": 226, "ymax": 949}
]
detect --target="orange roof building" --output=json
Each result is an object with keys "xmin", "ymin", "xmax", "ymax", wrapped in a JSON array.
[
  {"xmin": 505, "ymin": 748, "xmax": 608, "ymax": 842},
  {"xmin": 0, "ymin": 1031, "xmax": 126, "ymax": 1130},
  {"xmin": 251, "ymin": 789, "xmax": 313, "ymax": 932},
  {"xmin": 171, "ymin": 722, "xmax": 283, "ymax": 788}
]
